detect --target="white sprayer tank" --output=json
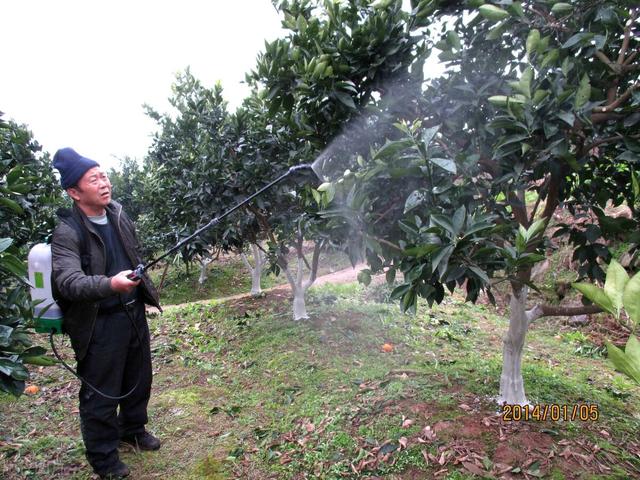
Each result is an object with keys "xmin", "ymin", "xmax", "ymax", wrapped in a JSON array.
[{"xmin": 28, "ymin": 243, "xmax": 63, "ymax": 322}]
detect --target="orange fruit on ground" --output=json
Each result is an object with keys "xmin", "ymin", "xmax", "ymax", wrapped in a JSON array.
[
  {"xmin": 382, "ymin": 343, "xmax": 394, "ymax": 352},
  {"xmin": 24, "ymin": 385, "xmax": 40, "ymax": 395}
]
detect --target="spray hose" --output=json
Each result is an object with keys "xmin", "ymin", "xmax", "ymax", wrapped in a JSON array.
[
  {"xmin": 127, "ymin": 164, "xmax": 312, "ymax": 280},
  {"xmin": 48, "ymin": 296, "xmax": 144, "ymax": 400}
]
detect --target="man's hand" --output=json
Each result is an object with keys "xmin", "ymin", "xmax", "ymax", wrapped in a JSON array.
[{"xmin": 110, "ymin": 270, "xmax": 141, "ymax": 293}]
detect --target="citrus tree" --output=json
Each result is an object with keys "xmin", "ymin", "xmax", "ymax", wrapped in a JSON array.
[
  {"xmin": 0, "ymin": 113, "xmax": 62, "ymax": 395},
  {"xmin": 320, "ymin": 0, "xmax": 639, "ymax": 404},
  {"xmin": 242, "ymin": 0, "xmax": 428, "ymax": 319},
  {"xmin": 143, "ymin": 69, "xmax": 239, "ymax": 277}
]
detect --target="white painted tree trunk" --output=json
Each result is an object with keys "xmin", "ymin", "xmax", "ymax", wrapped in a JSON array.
[
  {"xmin": 241, "ymin": 243, "xmax": 265, "ymax": 297},
  {"xmin": 292, "ymin": 287, "xmax": 308, "ymax": 320},
  {"xmin": 198, "ymin": 257, "xmax": 212, "ymax": 285},
  {"xmin": 498, "ymin": 287, "xmax": 530, "ymax": 406},
  {"xmin": 279, "ymin": 242, "xmax": 321, "ymax": 321}
]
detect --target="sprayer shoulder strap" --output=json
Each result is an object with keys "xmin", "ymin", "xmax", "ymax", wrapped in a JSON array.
[{"xmin": 56, "ymin": 208, "xmax": 92, "ymax": 275}]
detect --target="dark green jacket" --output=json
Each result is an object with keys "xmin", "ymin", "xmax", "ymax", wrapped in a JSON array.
[{"xmin": 51, "ymin": 201, "xmax": 161, "ymax": 360}]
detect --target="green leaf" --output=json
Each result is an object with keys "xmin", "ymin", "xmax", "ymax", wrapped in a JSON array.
[
  {"xmin": 468, "ymin": 265, "xmax": 490, "ymax": 284},
  {"xmin": 374, "ymin": 139, "xmax": 413, "ymax": 160},
  {"xmin": 432, "ymin": 244, "xmax": 454, "ymax": 276},
  {"xmin": 0, "ymin": 359, "xmax": 29, "ymax": 381},
  {"xmin": 401, "ymin": 288, "xmax": 417, "ymax": 314},
  {"xmin": 540, "ymin": 49, "xmax": 559, "ymax": 69},
  {"xmin": 488, "ymin": 95, "xmax": 526, "ymax": 107},
  {"xmin": 452, "ymin": 206, "xmax": 466, "ymax": 236},
  {"xmin": 404, "ymin": 244, "xmax": 439, "ymax": 258},
  {"xmin": 404, "ymin": 190, "xmax": 427, "ymax": 214},
  {"xmin": 6, "ymin": 165, "xmax": 24, "ymax": 185},
  {"xmin": 562, "ymin": 32, "xmax": 593, "ymax": 49},
  {"xmin": 604, "ymin": 260, "xmax": 628, "ymax": 319},
  {"xmin": 606, "ymin": 341, "xmax": 640, "ymax": 384},
  {"xmin": 0, "ymin": 238, "xmax": 13, "ymax": 254},
  {"xmin": 21, "ymin": 355, "xmax": 58, "ymax": 366},
  {"xmin": 446, "ymin": 30, "xmax": 461, "ymax": 50},
  {"xmin": 623, "ymin": 272, "xmax": 640, "ymax": 325},
  {"xmin": 422, "ymin": 125, "xmax": 440, "ymax": 150},
  {"xmin": 462, "ymin": 221, "xmax": 494, "ymax": 238},
  {"xmin": 551, "ymin": 2, "xmax": 573, "ymax": 16},
  {"xmin": 430, "ymin": 214, "xmax": 455, "ymax": 237},
  {"xmin": 486, "ymin": 21, "xmax": 508, "ymax": 41},
  {"xmin": 557, "ymin": 111, "xmax": 575, "ymax": 126},
  {"xmin": 333, "ymin": 91, "xmax": 356, "ymax": 110},
  {"xmin": 0, "ymin": 325, "xmax": 13, "ymax": 348},
  {"xmin": 0, "ymin": 197, "xmax": 24, "ymax": 214},
  {"xmin": 543, "ymin": 121, "xmax": 559, "ymax": 138},
  {"xmin": 386, "ymin": 268, "xmax": 396, "ymax": 284},
  {"xmin": 478, "ymin": 4, "xmax": 510, "ymax": 21},
  {"xmin": 525, "ymin": 218, "xmax": 546, "ymax": 242},
  {"xmin": 572, "ymin": 283, "xmax": 614, "ymax": 314},
  {"xmin": 575, "ymin": 74, "xmax": 591, "ymax": 108},
  {"xmin": 526, "ymin": 29, "xmax": 540, "ymax": 57},
  {"xmin": 0, "ymin": 252, "xmax": 27, "ymax": 278},
  {"xmin": 429, "ymin": 157, "xmax": 457, "ymax": 174},
  {"xmin": 626, "ymin": 336, "xmax": 640, "ymax": 373},
  {"xmin": 533, "ymin": 89, "xmax": 550, "ymax": 105},
  {"xmin": 390, "ymin": 283, "xmax": 412, "ymax": 300},
  {"xmin": 357, "ymin": 269, "xmax": 372, "ymax": 286}
]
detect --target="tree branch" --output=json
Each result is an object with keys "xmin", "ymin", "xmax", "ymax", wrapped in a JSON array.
[
  {"xmin": 584, "ymin": 133, "xmax": 625, "ymax": 152},
  {"xmin": 623, "ymin": 51, "xmax": 638, "ymax": 66},
  {"xmin": 368, "ymin": 234, "xmax": 403, "ymax": 252},
  {"xmin": 306, "ymin": 240, "xmax": 323, "ymax": 287},
  {"xmin": 592, "ymin": 112, "xmax": 626, "ymax": 124},
  {"xmin": 593, "ymin": 83, "xmax": 640, "ymax": 113},
  {"xmin": 508, "ymin": 191, "xmax": 528, "ymax": 227},
  {"xmin": 527, "ymin": 303, "xmax": 604, "ymax": 324},
  {"xmin": 618, "ymin": 9, "xmax": 638, "ymax": 64},
  {"xmin": 595, "ymin": 50, "xmax": 621, "ymax": 74}
]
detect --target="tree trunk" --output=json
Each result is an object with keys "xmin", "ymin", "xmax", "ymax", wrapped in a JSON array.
[
  {"xmin": 198, "ymin": 257, "xmax": 212, "ymax": 285},
  {"xmin": 157, "ymin": 263, "xmax": 170, "ymax": 293},
  {"xmin": 278, "ymin": 239, "xmax": 322, "ymax": 321},
  {"xmin": 498, "ymin": 286, "xmax": 530, "ymax": 406},
  {"xmin": 241, "ymin": 243, "xmax": 265, "ymax": 297},
  {"xmin": 292, "ymin": 287, "xmax": 308, "ymax": 320}
]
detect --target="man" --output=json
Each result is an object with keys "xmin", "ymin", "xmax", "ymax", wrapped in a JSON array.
[{"xmin": 51, "ymin": 147, "xmax": 162, "ymax": 479}]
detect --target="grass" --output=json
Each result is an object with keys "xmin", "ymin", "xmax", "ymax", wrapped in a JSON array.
[{"xmin": 3, "ymin": 276, "xmax": 640, "ymax": 479}]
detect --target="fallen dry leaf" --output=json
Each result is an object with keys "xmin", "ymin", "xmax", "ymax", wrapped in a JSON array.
[
  {"xmin": 401, "ymin": 417, "xmax": 414, "ymax": 428},
  {"xmin": 462, "ymin": 461, "xmax": 485, "ymax": 476}
]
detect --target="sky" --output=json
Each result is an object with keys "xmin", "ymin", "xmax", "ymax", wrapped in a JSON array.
[{"xmin": 1, "ymin": 1, "xmax": 285, "ymax": 170}]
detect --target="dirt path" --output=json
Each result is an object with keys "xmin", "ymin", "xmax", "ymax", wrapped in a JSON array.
[{"xmin": 147, "ymin": 263, "xmax": 377, "ymax": 313}]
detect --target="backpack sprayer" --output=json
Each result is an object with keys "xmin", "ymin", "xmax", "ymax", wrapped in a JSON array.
[{"xmin": 27, "ymin": 163, "xmax": 314, "ymax": 396}]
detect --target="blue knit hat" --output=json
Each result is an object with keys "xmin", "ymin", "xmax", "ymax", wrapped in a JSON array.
[{"xmin": 52, "ymin": 148, "xmax": 100, "ymax": 189}]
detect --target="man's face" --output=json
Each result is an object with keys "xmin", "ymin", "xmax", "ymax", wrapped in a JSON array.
[{"xmin": 68, "ymin": 166, "xmax": 112, "ymax": 215}]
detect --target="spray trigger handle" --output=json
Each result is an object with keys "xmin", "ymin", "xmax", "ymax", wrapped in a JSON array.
[{"xmin": 127, "ymin": 264, "xmax": 145, "ymax": 281}]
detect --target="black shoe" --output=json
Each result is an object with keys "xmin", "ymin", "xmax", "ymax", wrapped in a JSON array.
[
  {"xmin": 121, "ymin": 431, "xmax": 161, "ymax": 451},
  {"xmin": 98, "ymin": 459, "xmax": 130, "ymax": 479}
]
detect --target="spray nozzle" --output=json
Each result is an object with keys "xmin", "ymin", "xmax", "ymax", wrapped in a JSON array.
[{"xmin": 288, "ymin": 164, "xmax": 313, "ymax": 173}]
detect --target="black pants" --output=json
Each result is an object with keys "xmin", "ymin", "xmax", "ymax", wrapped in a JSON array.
[{"xmin": 77, "ymin": 303, "xmax": 152, "ymax": 473}]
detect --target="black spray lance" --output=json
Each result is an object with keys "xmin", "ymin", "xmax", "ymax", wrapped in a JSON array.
[{"xmin": 127, "ymin": 163, "xmax": 314, "ymax": 280}]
